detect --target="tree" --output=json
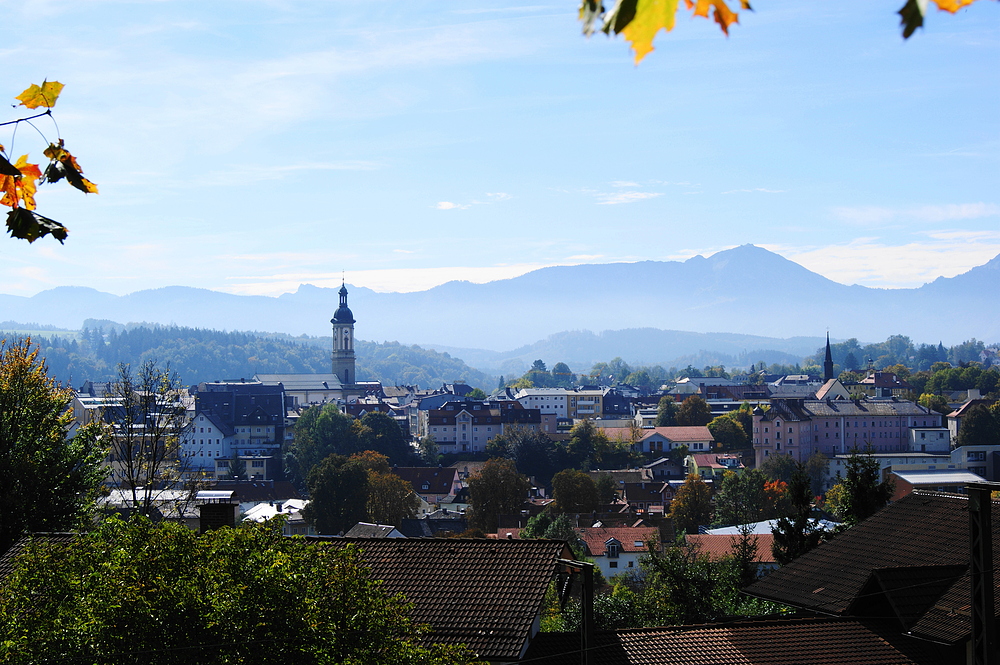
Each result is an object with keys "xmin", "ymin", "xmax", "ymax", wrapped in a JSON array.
[
  {"xmin": 367, "ymin": 469, "xmax": 420, "ymax": 527},
  {"xmin": 2, "ymin": 82, "xmax": 98, "ymax": 243},
  {"xmin": 655, "ymin": 395, "xmax": 678, "ymax": 427},
  {"xmin": 676, "ymin": 395, "xmax": 712, "ymax": 427},
  {"xmin": 302, "ymin": 454, "xmax": 369, "ymax": 535},
  {"xmin": 707, "ymin": 414, "xmax": 748, "ymax": 450},
  {"xmin": 803, "ymin": 451, "xmax": 830, "ymax": 497},
  {"xmin": 105, "ymin": 360, "xmax": 189, "ymax": 517},
  {"xmin": 0, "ymin": 338, "xmax": 105, "ymax": 554},
  {"xmin": 0, "ymin": 515, "xmax": 480, "ymax": 665},
  {"xmin": 522, "ymin": 512, "xmax": 583, "ymax": 556},
  {"xmin": 285, "ymin": 403, "xmax": 359, "ymax": 489},
  {"xmin": 418, "ymin": 435, "xmax": 439, "ymax": 465},
  {"xmin": 956, "ymin": 403, "xmax": 1000, "ymax": 447},
  {"xmin": 714, "ymin": 469, "xmax": 766, "ymax": 526},
  {"xmin": 594, "ymin": 472, "xmax": 618, "ymax": 504},
  {"xmin": 918, "ymin": 393, "xmax": 951, "ymax": 415},
  {"xmin": 551, "ymin": 469, "xmax": 601, "ymax": 513},
  {"xmin": 771, "ymin": 462, "xmax": 824, "ymax": 565},
  {"xmin": 669, "ymin": 474, "xmax": 712, "ymax": 535},
  {"xmin": 828, "ymin": 447, "xmax": 894, "ymax": 527},
  {"xmin": 358, "ymin": 411, "xmax": 413, "ymax": 466},
  {"xmin": 467, "ymin": 458, "xmax": 530, "ymax": 533},
  {"xmin": 467, "ymin": 387, "xmax": 486, "ymax": 400},
  {"xmin": 758, "ymin": 452, "xmax": 798, "ymax": 485},
  {"xmin": 486, "ymin": 424, "xmax": 562, "ymax": 487},
  {"xmin": 565, "ymin": 419, "xmax": 609, "ymax": 470},
  {"xmin": 226, "ymin": 456, "xmax": 247, "ymax": 480}
]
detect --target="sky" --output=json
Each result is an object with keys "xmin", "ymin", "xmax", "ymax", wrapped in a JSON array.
[{"xmin": 1, "ymin": 0, "xmax": 997, "ymax": 298}]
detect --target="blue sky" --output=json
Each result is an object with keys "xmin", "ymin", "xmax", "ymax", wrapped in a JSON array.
[{"xmin": 1, "ymin": 1, "xmax": 997, "ymax": 298}]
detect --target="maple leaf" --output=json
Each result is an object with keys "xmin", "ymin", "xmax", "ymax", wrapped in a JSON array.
[
  {"xmin": 43, "ymin": 141, "xmax": 99, "ymax": 194},
  {"xmin": 687, "ymin": 0, "xmax": 740, "ymax": 35},
  {"xmin": 6, "ymin": 207, "xmax": 67, "ymax": 243},
  {"xmin": 0, "ymin": 155, "xmax": 22, "ymax": 177},
  {"xmin": 899, "ymin": 0, "xmax": 987, "ymax": 38},
  {"xmin": 621, "ymin": 0, "xmax": 680, "ymax": 64},
  {"xmin": 0, "ymin": 156, "xmax": 42, "ymax": 210},
  {"xmin": 15, "ymin": 81, "xmax": 64, "ymax": 109}
]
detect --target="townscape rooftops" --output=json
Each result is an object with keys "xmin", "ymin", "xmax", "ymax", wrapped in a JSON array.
[
  {"xmin": 760, "ymin": 398, "xmax": 932, "ymax": 421},
  {"xmin": 744, "ymin": 491, "xmax": 998, "ymax": 645},
  {"xmin": 686, "ymin": 533, "xmax": 777, "ymax": 564},
  {"xmin": 314, "ymin": 537, "xmax": 571, "ymax": 660},
  {"xmin": 254, "ymin": 373, "xmax": 343, "ymax": 390},
  {"xmin": 392, "ymin": 467, "xmax": 460, "ymax": 496},
  {"xmin": 521, "ymin": 617, "xmax": 947, "ymax": 665}
]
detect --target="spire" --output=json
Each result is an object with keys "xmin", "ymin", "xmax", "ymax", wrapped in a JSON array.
[{"xmin": 823, "ymin": 332, "xmax": 834, "ymax": 382}]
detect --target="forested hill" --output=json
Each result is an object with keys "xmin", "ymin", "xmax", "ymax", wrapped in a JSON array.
[{"xmin": 0, "ymin": 323, "xmax": 495, "ymax": 390}]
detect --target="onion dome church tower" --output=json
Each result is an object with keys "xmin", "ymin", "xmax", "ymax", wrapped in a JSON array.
[{"xmin": 331, "ymin": 281, "xmax": 356, "ymax": 385}]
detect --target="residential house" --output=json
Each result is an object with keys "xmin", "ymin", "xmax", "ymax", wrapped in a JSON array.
[
  {"xmin": 423, "ymin": 400, "xmax": 541, "ymax": 454},
  {"xmin": 392, "ymin": 467, "xmax": 462, "ymax": 504},
  {"xmin": 344, "ymin": 522, "xmax": 405, "ymax": 538},
  {"xmin": 577, "ymin": 525, "xmax": 659, "ymax": 580},
  {"xmin": 600, "ymin": 425, "xmax": 714, "ymax": 455},
  {"xmin": 621, "ymin": 482, "xmax": 673, "ymax": 516},
  {"xmin": 686, "ymin": 532, "xmax": 778, "ymax": 577},
  {"xmin": 243, "ymin": 498, "xmax": 314, "ymax": 536},
  {"xmin": 946, "ymin": 396, "xmax": 997, "ymax": 441},
  {"xmin": 686, "ymin": 452, "xmax": 744, "ymax": 479}
]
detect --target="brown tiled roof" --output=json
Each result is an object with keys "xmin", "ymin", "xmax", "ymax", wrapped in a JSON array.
[
  {"xmin": 686, "ymin": 533, "xmax": 777, "ymax": 565},
  {"xmin": 392, "ymin": 467, "xmax": 459, "ymax": 496},
  {"xmin": 522, "ymin": 617, "xmax": 949, "ymax": 664},
  {"xmin": 314, "ymin": 537, "xmax": 571, "ymax": 660},
  {"xmin": 745, "ymin": 491, "xmax": 997, "ymax": 646},
  {"xmin": 578, "ymin": 526, "xmax": 658, "ymax": 556}
]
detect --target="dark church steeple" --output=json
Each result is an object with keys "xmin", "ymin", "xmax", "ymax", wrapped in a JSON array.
[
  {"xmin": 823, "ymin": 332, "xmax": 834, "ymax": 382},
  {"xmin": 331, "ymin": 280, "xmax": 356, "ymax": 385}
]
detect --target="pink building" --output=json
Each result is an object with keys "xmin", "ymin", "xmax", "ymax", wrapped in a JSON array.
[{"xmin": 753, "ymin": 397, "xmax": 941, "ymax": 466}]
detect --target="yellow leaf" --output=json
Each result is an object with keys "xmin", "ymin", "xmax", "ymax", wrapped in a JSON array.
[
  {"xmin": 933, "ymin": 0, "xmax": 978, "ymax": 12},
  {"xmin": 622, "ymin": 0, "xmax": 680, "ymax": 64},
  {"xmin": 15, "ymin": 81, "xmax": 64, "ymax": 109},
  {"xmin": 43, "ymin": 141, "xmax": 98, "ymax": 195},
  {"xmin": 0, "ymin": 156, "xmax": 41, "ymax": 210}
]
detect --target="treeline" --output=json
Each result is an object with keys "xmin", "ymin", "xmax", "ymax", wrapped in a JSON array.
[
  {"xmin": 803, "ymin": 335, "xmax": 991, "ymax": 373},
  {"xmin": 0, "ymin": 323, "xmax": 493, "ymax": 390}
]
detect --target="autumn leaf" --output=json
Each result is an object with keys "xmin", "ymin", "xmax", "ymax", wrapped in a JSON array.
[
  {"xmin": 5, "ymin": 207, "xmax": 67, "ymax": 243},
  {"xmin": 0, "ymin": 156, "xmax": 42, "ymax": 210},
  {"xmin": 622, "ymin": 0, "xmax": 680, "ymax": 63},
  {"xmin": 15, "ymin": 81, "xmax": 64, "ymax": 109},
  {"xmin": 687, "ymin": 0, "xmax": 740, "ymax": 36},
  {"xmin": 43, "ymin": 141, "xmax": 98, "ymax": 194},
  {"xmin": 899, "ymin": 0, "xmax": 987, "ymax": 38}
]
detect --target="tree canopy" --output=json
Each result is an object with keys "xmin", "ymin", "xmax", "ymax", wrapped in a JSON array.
[
  {"xmin": 0, "ymin": 338, "xmax": 105, "ymax": 554},
  {"xmin": 302, "ymin": 453, "xmax": 370, "ymax": 535},
  {"xmin": 669, "ymin": 474, "xmax": 712, "ymax": 535},
  {"xmin": 551, "ymin": 469, "xmax": 601, "ymax": 514},
  {"xmin": 676, "ymin": 395, "xmax": 713, "ymax": 427},
  {"xmin": 467, "ymin": 458, "xmax": 530, "ymax": 533},
  {"xmin": 827, "ymin": 447, "xmax": 894, "ymax": 528},
  {"xmin": 0, "ymin": 515, "xmax": 480, "ymax": 664}
]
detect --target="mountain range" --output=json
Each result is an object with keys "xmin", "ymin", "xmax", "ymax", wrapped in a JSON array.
[{"xmin": 1, "ymin": 245, "xmax": 996, "ymax": 366}]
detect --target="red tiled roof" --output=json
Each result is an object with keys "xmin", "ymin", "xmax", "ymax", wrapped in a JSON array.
[
  {"xmin": 601, "ymin": 426, "xmax": 713, "ymax": 443},
  {"xmin": 578, "ymin": 526, "xmax": 658, "ymax": 556},
  {"xmin": 522, "ymin": 617, "xmax": 949, "ymax": 664},
  {"xmin": 315, "ymin": 537, "xmax": 571, "ymax": 660},
  {"xmin": 686, "ymin": 533, "xmax": 777, "ymax": 564}
]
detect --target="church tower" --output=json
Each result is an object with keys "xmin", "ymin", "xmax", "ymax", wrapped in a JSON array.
[
  {"xmin": 331, "ymin": 282, "xmax": 356, "ymax": 385},
  {"xmin": 823, "ymin": 332, "xmax": 834, "ymax": 382}
]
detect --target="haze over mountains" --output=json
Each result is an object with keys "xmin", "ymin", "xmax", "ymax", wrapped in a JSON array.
[{"xmin": 2, "ymin": 245, "xmax": 996, "ymax": 370}]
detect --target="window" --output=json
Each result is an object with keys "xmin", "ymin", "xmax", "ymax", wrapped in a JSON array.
[{"xmin": 609, "ymin": 561, "xmax": 618, "ymax": 569}]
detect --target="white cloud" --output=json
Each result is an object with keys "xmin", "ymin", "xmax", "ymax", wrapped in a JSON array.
[
  {"xmin": 610, "ymin": 181, "xmax": 640, "ymax": 188},
  {"xmin": 831, "ymin": 202, "xmax": 999, "ymax": 226},
  {"xmin": 596, "ymin": 191, "xmax": 663, "ymax": 205},
  {"xmin": 435, "ymin": 201, "xmax": 470, "ymax": 210},
  {"xmin": 722, "ymin": 188, "xmax": 786, "ymax": 194},
  {"xmin": 766, "ymin": 239, "xmax": 1000, "ymax": 288}
]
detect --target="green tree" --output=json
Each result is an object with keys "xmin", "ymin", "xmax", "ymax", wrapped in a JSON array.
[
  {"xmin": 0, "ymin": 515, "xmax": 480, "ymax": 665},
  {"xmin": 486, "ymin": 424, "xmax": 562, "ymax": 487},
  {"xmin": 467, "ymin": 387, "xmax": 486, "ymax": 400},
  {"xmin": 227, "ymin": 456, "xmax": 247, "ymax": 480},
  {"xmin": 802, "ymin": 451, "xmax": 830, "ymax": 497},
  {"xmin": 286, "ymin": 403, "xmax": 359, "ymax": 489},
  {"xmin": 551, "ymin": 469, "xmax": 600, "ymax": 513},
  {"xmin": 714, "ymin": 469, "xmax": 766, "ymax": 526},
  {"xmin": 418, "ymin": 435, "xmax": 439, "ymax": 465},
  {"xmin": 956, "ymin": 403, "xmax": 1000, "ymax": 447},
  {"xmin": 467, "ymin": 458, "xmax": 529, "ymax": 533},
  {"xmin": 758, "ymin": 452, "xmax": 799, "ymax": 485},
  {"xmin": 367, "ymin": 470, "xmax": 420, "ymax": 527},
  {"xmin": 707, "ymin": 414, "xmax": 748, "ymax": 450},
  {"xmin": 0, "ymin": 338, "xmax": 106, "ymax": 554},
  {"xmin": 828, "ymin": 447, "xmax": 894, "ymax": 527},
  {"xmin": 565, "ymin": 419, "xmax": 608, "ymax": 470},
  {"xmin": 669, "ymin": 474, "xmax": 712, "ymax": 535},
  {"xmin": 594, "ymin": 472, "xmax": 618, "ymax": 504},
  {"xmin": 771, "ymin": 462, "xmax": 824, "ymax": 565},
  {"xmin": 302, "ymin": 454, "xmax": 369, "ymax": 535},
  {"xmin": 358, "ymin": 411, "xmax": 413, "ymax": 466},
  {"xmin": 676, "ymin": 395, "xmax": 713, "ymax": 427},
  {"xmin": 654, "ymin": 395, "xmax": 678, "ymax": 427}
]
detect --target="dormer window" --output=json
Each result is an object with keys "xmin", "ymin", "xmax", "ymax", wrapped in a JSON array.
[{"xmin": 606, "ymin": 539, "xmax": 621, "ymax": 558}]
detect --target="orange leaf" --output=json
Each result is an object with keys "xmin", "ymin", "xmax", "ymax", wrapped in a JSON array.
[
  {"xmin": 933, "ymin": 0, "xmax": 978, "ymax": 12},
  {"xmin": 691, "ymin": 0, "xmax": 739, "ymax": 35},
  {"xmin": 15, "ymin": 81, "xmax": 64, "ymax": 109},
  {"xmin": 43, "ymin": 141, "xmax": 98, "ymax": 194},
  {"xmin": 0, "ymin": 156, "xmax": 42, "ymax": 210}
]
